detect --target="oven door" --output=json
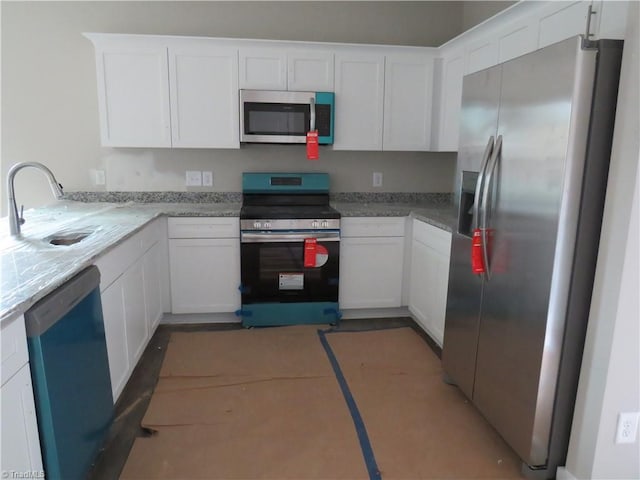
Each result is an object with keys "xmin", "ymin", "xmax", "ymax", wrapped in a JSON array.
[{"xmin": 240, "ymin": 230, "xmax": 339, "ymax": 304}]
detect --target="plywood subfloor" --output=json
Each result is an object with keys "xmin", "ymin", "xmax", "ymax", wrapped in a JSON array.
[{"xmin": 121, "ymin": 325, "xmax": 525, "ymax": 479}]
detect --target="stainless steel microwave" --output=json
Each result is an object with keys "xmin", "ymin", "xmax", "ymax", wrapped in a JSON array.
[{"xmin": 239, "ymin": 90, "xmax": 334, "ymax": 144}]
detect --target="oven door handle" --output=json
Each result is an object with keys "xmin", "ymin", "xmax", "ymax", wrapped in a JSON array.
[{"xmin": 241, "ymin": 231, "xmax": 340, "ymax": 243}]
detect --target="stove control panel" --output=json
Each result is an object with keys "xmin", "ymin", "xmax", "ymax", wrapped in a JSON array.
[{"xmin": 241, "ymin": 219, "xmax": 340, "ymax": 231}]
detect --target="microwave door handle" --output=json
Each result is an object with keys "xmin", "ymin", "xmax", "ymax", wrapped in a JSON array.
[{"xmin": 309, "ymin": 97, "xmax": 316, "ymax": 132}]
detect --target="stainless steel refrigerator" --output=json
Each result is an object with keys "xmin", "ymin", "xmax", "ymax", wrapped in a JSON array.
[{"xmin": 442, "ymin": 36, "xmax": 622, "ymax": 479}]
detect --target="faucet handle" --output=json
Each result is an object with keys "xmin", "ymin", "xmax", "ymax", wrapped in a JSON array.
[{"xmin": 19, "ymin": 205, "xmax": 25, "ymax": 225}]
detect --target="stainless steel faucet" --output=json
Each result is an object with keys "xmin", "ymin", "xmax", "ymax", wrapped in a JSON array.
[{"xmin": 7, "ymin": 162, "xmax": 64, "ymax": 236}]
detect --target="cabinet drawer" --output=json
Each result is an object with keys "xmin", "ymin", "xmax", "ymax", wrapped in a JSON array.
[
  {"xmin": 1, "ymin": 314, "xmax": 28, "ymax": 386},
  {"xmin": 412, "ymin": 219, "xmax": 452, "ymax": 254},
  {"xmin": 168, "ymin": 217, "xmax": 239, "ymax": 239},
  {"xmin": 341, "ymin": 217, "xmax": 405, "ymax": 238}
]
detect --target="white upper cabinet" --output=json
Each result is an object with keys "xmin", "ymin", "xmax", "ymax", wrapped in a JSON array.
[
  {"xmin": 239, "ymin": 47, "xmax": 287, "ymax": 90},
  {"xmin": 430, "ymin": 0, "xmax": 628, "ymax": 152},
  {"xmin": 495, "ymin": 18, "xmax": 538, "ymax": 65},
  {"xmin": 383, "ymin": 52, "xmax": 434, "ymax": 151},
  {"xmin": 287, "ymin": 49, "xmax": 334, "ymax": 91},
  {"xmin": 333, "ymin": 52, "xmax": 385, "ymax": 150},
  {"xmin": 465, "ymin": 38, "xmax": 498, "ymax": 75},
  {"xmin": 432, "ymin": 48, "xmax": 464, "ymax": 152},
  {"xmin": 537, "ymin": 1, "xmax": 594, "ymax": 49},
  {"xmin": 169, "ymin": 44, "xmax": 239, "ymax": 148},
  {"xmin": 91, "ymin": 37, "xmax": 171, "ymax": 147},
  {"xmin": 240, "ymin": 48, "xmax": 333, "ymax": 91}
]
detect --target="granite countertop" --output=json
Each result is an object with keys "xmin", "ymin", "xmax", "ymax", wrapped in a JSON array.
[
  {"xmin": 0, "ymin": 196, "xmax": 454, "ymax": 325},
  {"xmin": 0, "ymin": 201, "xmax": 240, "ymax": 324},
  {"xmin": 333, "ymin": 202, "xmax": 456, "ymax": 232}
]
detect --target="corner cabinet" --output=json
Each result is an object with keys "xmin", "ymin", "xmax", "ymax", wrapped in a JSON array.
[
  {"xmin": 168, "ymin": 217, "xmax": 241, "ymax": 314},
  {"xmin": 408, "ymin": 219, "xmax": 452, "ymax": 346},
  {"xmin": 85, "ymin": 34, "xmax": 239, "ymax": 149}
]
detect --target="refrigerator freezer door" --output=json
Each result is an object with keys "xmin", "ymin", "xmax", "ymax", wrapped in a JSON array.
[
  {"xmin": 471, "ymin": 37, "xmax": 596, "ymax": 467},
  {"xmin": 442, "ymin": 66, "xmax": 501, "ymax": 398}
]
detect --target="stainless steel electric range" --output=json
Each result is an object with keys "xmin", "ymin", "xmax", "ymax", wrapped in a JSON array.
[{"xmin": 238, "ymin": 172, "xmax": 341, "ymax": 327}]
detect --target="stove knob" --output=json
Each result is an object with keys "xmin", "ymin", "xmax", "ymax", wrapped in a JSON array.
[
  {"xmin": 321, "ymin": 220, "xmax": 329, "ymax": 228},
  {"xmin": 253, "ymin": 221, "xmax": 262, "ymax": 229},
  {"xmin": 311, "ymin": 220, "xmax": 319, "ymax": 228},
  {"xmin": 264, "ymin": 222, "xmax": 271, "ymax": 229}
]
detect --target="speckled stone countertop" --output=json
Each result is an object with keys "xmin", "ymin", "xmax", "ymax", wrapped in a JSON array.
[
  {"xmin": 332, "ymin": 202, "xmax": 455, "ymax": 232},
  {"xmin": 1, "ymin": 195, "xmax": 454, "ymax": 325},
  {"xmin": 0, "ymin": 201, "xmax": 240, "ymax": 324}
]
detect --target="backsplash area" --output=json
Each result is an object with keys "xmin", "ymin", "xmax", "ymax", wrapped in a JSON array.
[
  {"xmin": 98, "ymin": 147, "xmax": 457, "ymax": 194},
  {"xmin": 63, "ymin": 191, "xmax": 453, "ymax": 205}
]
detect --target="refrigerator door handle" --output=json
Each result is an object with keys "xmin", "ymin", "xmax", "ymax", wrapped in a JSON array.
[
  {"xmin": 473, "ymin": 136, "xmax": 495, "ymax": 231},
  {"xmin": 481, "ymin": 134, "xmax": 502, "ymax": 280}
]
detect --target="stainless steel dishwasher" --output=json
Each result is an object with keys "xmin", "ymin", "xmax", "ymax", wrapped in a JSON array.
[{"xmin": 25, "ymin": 265, "xmax": 113, "ymax": 480}]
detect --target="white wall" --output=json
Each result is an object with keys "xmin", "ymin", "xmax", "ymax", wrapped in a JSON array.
[
  {"xmin": 461, "ymin": 0, "xmax": 516, "ymax": 31},
  {"xmin": 0, "ymin": 1, "xmax": 466, "ymax": 215},
  {"xmin": 563, "ymin": 3, "xmax": 640, "ymax": 478}
]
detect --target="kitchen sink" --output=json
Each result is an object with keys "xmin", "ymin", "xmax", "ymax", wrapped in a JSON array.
[{"xmin": 46, "ymin": 230, "xmax": 93, "ymax": 246}]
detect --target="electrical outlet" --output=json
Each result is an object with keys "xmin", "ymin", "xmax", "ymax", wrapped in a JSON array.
[
  {"xmin": 202, "ymin": 171, "xmax": 213, "ymax": 187},
  {"xmin": 185, "ymin": 170, "xmax": 202, "ymax": 187},
  {"xmin": 373, "ymin": 172, "xmax": 383, "ymax": 187},
  {"xmin": 94, "ymin": 170, "xmax": 106, "ymax": 186},
  {"xmin": 615, "ymin": 412, "xmax": 639, "ymax": 444}
]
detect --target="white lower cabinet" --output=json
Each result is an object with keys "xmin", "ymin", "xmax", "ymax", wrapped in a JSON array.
[
  {"xmin": 339, "ymin": 217, "xmax": 405, "ymax": 309},
  {"xmin": 168, "ymin": 217, "xmax": 241, "ymax": 314},
  {"xmin": 1, "ymin": 315, "xmax": 43, "ymax": 476},
  {"xmin": 100, "ymin": 283, "xmax": 129, "ymax": 397},
  {"xmin": 122, "ymin": 259, "xmax": 148, "ymax": 367},
  {"xmin": 95, "ymin": 218, "xmax": 166, "ymax": 400},
  {"xmin": 409, "ymin": 219, "xmax": 452, "ymax": 346},
  {"xmin": 143, "ymin": 243, "xmax": 164, "ymax": 331}
]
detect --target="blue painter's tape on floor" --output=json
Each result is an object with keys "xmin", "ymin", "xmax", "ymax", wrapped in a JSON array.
[{"xmin": 317, "ymin": 329, "xmax": 382, "ymax": 480}]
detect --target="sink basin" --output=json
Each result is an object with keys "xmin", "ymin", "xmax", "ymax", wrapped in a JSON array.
[{"xmin": 46, "ymin": 230, "xmax": 93, "ymax": 246}]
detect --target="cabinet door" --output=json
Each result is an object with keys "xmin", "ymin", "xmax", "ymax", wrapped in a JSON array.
[
  {"xmin": 465, "ymin": 38, "xmax": 498, "ymax": 74},
  {"xmin": 383, "ymin": 53, "xmax": 433, "ymax": 151},
  {"xmin": 101, "ymin": 281, "xmax": 129, "ymax": 399},
  {"xmin": 0, "ymin": 364, "xmax": 43, "ymax": 475},
  {"xmin": 537, "ymin": 1, "xmax": 593, "ymax": 49},
  {"xmin": 169, "ymin": 238, "xmax": 241, "ymax": 313},
  {"xmin": 239, "ymin": 48, "xmax": 287, "ymax": 90},
  {"xmin": 122, "ymin": 259, "xmax": 148, "ymax": 367},
  {"xmin": 287, "ymin": 50, "xmax": 334, "ymax": 91},
  {"xmin": 143, "ymin": 243, "xmax": 163, "ymax": 333},
  {"xmin": 95, "ymin": 45, "xmax": 171, "ymax": 147},
  {"xmin": 495, "ymin": 19, "xmax": 538, "ymax": 64},
  {"xmin": 339, "ymin": 236, "xmax": 404, "ymax": 309},
  {"xmin": 333, "ymin": 53, "xmax": 385, "ymax": 150},
  {"xmin": 409, "ymin": 222, "xmax": 452, "ymax": 347},
  {"xmin": 434, "ymin": 50, "xmax": 464, "ymax": 151},
  {"xmin": 409, "ymin": 238, "xmax": 431, "ymax": 330},
  {"xmin": 169, "ymin": 45, "xmax": 239, "ymax": 148}
]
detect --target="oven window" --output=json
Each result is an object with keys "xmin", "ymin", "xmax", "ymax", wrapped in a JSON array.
[
  {"xmin": 241, "ymin": 240, "xmax": 339, "ymax": 304},
  {"xmin": 244, "ymin": 103, "xmax": 309, "ymax": 136}
]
